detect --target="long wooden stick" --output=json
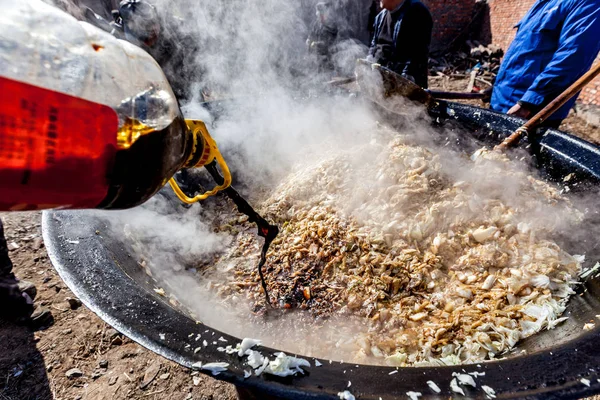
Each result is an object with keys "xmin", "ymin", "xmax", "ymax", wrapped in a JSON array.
[{"xmin": 496, "ymin": 62, "xmax": 600, "ymax": 151}]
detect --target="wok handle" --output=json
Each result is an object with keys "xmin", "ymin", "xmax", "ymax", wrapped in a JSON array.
[
  {"xmin": 326, "ymin": 76, "xmax": 357, "ymax": 86},
  {"xmin": 496, "ymin": 62, "xmax": 600, "ymax": 151},
  {"xmin": 168, "ymin": 120, "xmax": 233, "ymax": 204},
  {"xmin": 427, "ymin": 90, "xmax": 489, "ymax": 100}
]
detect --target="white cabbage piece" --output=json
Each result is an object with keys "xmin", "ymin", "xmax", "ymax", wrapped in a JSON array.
[
  {"xmin": 254, "ymin": 357, "xmax": 269, "ymax": 376},
  {"xmin": 482, "ymin": 385, "xmax": 497, "ymax": 398},
  {"xmin": 201, "ymin": 362, "xmax": 229, "ymax": 376},
  {"xmin": 450, "ymin": 378, "xmax": 465, "ymax": 395},
  {"xmin": 191, "ymin": 362, "xmax": 202, "ymax": 370},
  {"xmin": 406, "ymin": 391, "xmax": 422, "ymax": 400},
  {"xmin": 426, "ymin": 380, "xmax": 441, "ymax": 393},
  {"xmin": 472, "ymin": 226, "xmax": 497, "ymax": 243},
  {"xmin": 580, "ymin": 262, "xmax": 599, "ymax": 279},
  {"xmin": 263, "ymin": 352, "xmax": 310, "ymax": 377},
  {"xmin": 385, "ymin": 352, "xmax": 408, "ymax": 366},
  {"xmin": 246, "ymin": 350, "xmax": 265, "ymax": 369},
  {"xmin": 581, "ymin": 378, "xmax": 591, "ymax": 387},
  {"xmin": 453, "ymin": 372, "xmax": 476, "ymax": 387},
  {"xmin": 337, "ymin": 391, "xmax": 355, "ymax": 400},
  {"xmin": 547, "ymin": 316, "xmax": 569, "ymax": 330},
  {"xmin": 239, "ymin": 338, "xmax": 262, "ymax": 356}
]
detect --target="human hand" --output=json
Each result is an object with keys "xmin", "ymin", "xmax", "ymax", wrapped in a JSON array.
[
  {"xmin": 481, "ymin": 87, "xmax": 493, "ymax": 103},
  {"xmin": 400, "ymin": 73, "xmax": 416, "ymax": 83},
  {"xmin": 507, "ymin": 103, "xmax": 532, "ymax": 119}
]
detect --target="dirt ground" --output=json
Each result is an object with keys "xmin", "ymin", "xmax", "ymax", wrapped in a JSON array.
[
  {"xmin": 1, "ymin": 79, "xmax": 600, "ymax": 400},
  {"xmin": 0, "ymin": 212, "xmax": 237, "ymax": 400}
]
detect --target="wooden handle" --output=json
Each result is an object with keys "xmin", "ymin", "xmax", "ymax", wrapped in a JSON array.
[{"xmin": 496, "ymin": 62, "xmax": 600, "ymax": 151}]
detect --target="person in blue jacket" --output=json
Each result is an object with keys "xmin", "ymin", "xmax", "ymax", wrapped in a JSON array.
[{"xmin": 491, "ymin": 0, "xmax": 600, "ymax": 127}]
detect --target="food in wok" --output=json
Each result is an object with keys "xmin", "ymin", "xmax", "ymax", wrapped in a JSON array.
[{"xmin": 197, "ymin": 123, "xmax": 589, "ymax": 366}]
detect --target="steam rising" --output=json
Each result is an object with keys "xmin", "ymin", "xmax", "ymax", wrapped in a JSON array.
[
  {"xmin": 45, "ymin": 0, "xmax": 600, "ymax": 363},
  {"xmin": 151, "ymin": 0, "xmax": 368, "ymax": 96}
]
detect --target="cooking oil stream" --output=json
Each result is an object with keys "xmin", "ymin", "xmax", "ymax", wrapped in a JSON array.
[
  {"xmin": 116, "ymin": 116, "xmax": 278, "ymax": 307},
  {"xmin": 204, "ymin": 161, "xmax": 279, "ymax": 308}
]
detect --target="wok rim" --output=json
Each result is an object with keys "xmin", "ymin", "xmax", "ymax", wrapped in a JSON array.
[
  {"xmin": 41, "ymin": 99, "xmax": 600, "ymax": 400},
  {"xmin": 42, "ymin": 206, "xmax": 600, "ymax": 400}
]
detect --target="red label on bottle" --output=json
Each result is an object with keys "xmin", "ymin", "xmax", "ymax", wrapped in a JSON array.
[{"xmin": 0, "ymin": 76, "xmax": 118, "ymax": 210}]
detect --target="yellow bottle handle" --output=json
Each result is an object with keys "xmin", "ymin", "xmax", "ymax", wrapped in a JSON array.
[{"xmin": 168, "ymin": 119, "xmax": 232, "ymax": 204}]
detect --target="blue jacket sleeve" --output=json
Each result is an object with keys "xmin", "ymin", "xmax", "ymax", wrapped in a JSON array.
[{"xmin": 521, "ymin": 0, "xmax": 600, "ymax": 106}]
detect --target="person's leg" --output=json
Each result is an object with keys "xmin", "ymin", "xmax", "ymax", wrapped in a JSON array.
[
  {"xmin": 541, "ymin": 119, "xmax": 563, "ymax": 130},
  {"xmin": 0, "ymin": 218, "xmax": 54, "ymax": 329},
  {"xmin": 0, "ymin": 218, "xmax": 34, "ymax": 321},
  {"xmin": 0, "ymin": 218, "xmax": 15, "ymax": 281},
  {"xmin": 0, "ymin": 218, "xmax": 37, "ymax": 299}
]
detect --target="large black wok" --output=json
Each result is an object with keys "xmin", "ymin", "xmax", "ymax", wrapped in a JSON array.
[{"xmin": 43, "ymin": 99, "xmax": 600, "ymax": 399}]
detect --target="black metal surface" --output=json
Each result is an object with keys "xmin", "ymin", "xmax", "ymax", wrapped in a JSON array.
[
  {"xmin": 43, "ymin": 101, "xmax": 600, "ymax": 399},
  {"xmin": 433, "ymin": 102, "xmax": 600, "ymax": 186}
]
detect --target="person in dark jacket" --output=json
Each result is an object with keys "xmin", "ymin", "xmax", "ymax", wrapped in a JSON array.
[
  {"xmin": 118, "ymin": 0, "xmax": 160, "ymax": 46},
  {"xmin": 307, "ymin": 1, "xmax": 349, "ymax": 74},
  {"xmin": 117, "ymin": 0, "xmax": 204, "ymax": 102},
  {"xmin": 491, "ymin": 0, "xmax": 600, "ymax": 127},
  {"xmin": 367, "ymin": 0, "xmax": 433, "ymax": 88},
  {"xmin": 368, "ymin": 0, "xmax": 382, "ymax": 42}
]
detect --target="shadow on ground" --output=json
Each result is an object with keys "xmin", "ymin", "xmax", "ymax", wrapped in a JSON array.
[{"xmin": 0, "ymin": 319, "xmax": 52, "ymax": 400}]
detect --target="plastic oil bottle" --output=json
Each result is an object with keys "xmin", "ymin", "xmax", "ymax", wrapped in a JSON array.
[{"xmin": 0, "ymin": 0, "xmax": 230, "ymax": 211}]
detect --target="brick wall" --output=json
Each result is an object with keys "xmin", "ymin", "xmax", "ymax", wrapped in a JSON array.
[
  {"xmin": 486, "ymin": 0, "xmax": 533, "ymax": 50},
  {"xmin": 423, "ymin": 0, "xmax": 481, "ymax": 52},
  {"xmin": 485, "ymin": 0, "xmax": 600, "ymax": 107}
]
